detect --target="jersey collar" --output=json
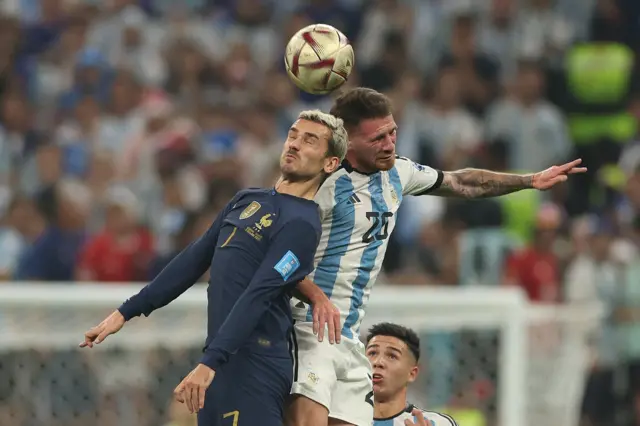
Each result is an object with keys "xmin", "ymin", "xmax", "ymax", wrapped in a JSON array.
[
  {"xmin": 340, "ymin": 160, "xmax": 378, "ymax": 176},
  {"xmin": 373, "ymin": 403, "xmax": 415, "ymax": 421}
]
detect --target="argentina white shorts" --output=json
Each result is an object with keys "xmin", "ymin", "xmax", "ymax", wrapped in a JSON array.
[{"xmin": 290, "ymin": 321, "xmax": 373, "ymax": 426}]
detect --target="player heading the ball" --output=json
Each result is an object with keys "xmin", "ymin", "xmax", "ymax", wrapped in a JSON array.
[{"xmin": 80, "ymin": 110, "xmax": 348, "ymax": 426}]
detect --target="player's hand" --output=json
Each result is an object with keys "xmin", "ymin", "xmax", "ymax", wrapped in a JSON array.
[
  {"xmin": 532, "ymin": 159, "xmax": 587, "ymax": 190},
  {"xmin": 405, "ymin": 408, "xmax": 430, "ymax": 426},
  {"xmin": 174, "ymin": 363, "xmax": 215, "ymax": 414},
  {"xmin": 312, "ymin": 294, "xmax": 342, "ymax": 344},
  {"xmin": 79, "ymin": 310, "xmax": 125, "ymax": 348}
]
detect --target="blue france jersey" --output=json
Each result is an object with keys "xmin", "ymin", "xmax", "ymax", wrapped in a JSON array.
[
  {"xmin": 374, "ymin": 404, "xmax": 458, "ymax": 426},
  {"xmin": 291, "ymin": 157, "xmax": 443, "ymax": 339}
]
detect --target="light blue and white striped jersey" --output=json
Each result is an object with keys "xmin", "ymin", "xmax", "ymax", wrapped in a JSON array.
[
  {"xmin": 374, "ymin": 404, "xmax": 458, "ymax": 426},
  {"xmin": 291, "ymin": 157, "xmax": 443, "ymax": 339}
]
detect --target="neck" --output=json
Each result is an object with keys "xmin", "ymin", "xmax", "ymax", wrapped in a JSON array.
[
  {"xmin": 374, "ymin": 390, "xmax": 408, "ymax": 419},
  {"xmin": 345, "ymin": 152, "xmax": 375, "ymax": 174},
  {"xmin": 275, "ymin": 176, "xmax": 321, "ymax": 200}
]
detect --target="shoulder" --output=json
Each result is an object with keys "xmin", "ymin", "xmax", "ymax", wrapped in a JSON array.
[
  {"xmin": 315, "ymin": 168, "xmax": 354, "ymax": 213},
  {"xmin": 393, "ymin": 155, "xmax": 437, "ymax": 177},
  {"xmin": 277, "ymin": 198, "xmax": 322, "ymax": 235}
]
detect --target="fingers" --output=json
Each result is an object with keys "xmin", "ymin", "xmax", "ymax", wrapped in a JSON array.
[
  {"xmin": 317, "ymin": 310, "xmax": 326, "ymax": 343},
  {"xmin": 333, "ymin": 310, "xmax": 341, "ymax": 344},
  {"xmin": 409, "ymin": 409, "xmax": 429, "ymax": 426},
  {"xmin": 185, "ymin": 385, "xmax": 195, "ymax": 413},
  {"xmin": 560, "ymin": 158, "xmax": 582, "ymax": 171},
  {"xmin": 79, "ymin": 325, "xmax": 102, "ymax": 348},
  {"xmin": 568, "ymin": 167, "xmax": 588, "ymax": 174},
  {"xmin": 184, "ymin": 383, "xmax": 208, "ymax": 413},
  {"xmin": 312, "ymin": 309, "xmax": 319, "ymax": 337},
  {"xmin": 327, "ymin": 312, "xmax": 335, "ymax": 344},
  {"xmin": 94, "ymin": 327, "xmax": 113, "ymax": 344},
  {"xmin": 199, "ymin": 383, "xmax": 206, "ymax": 410},
  {"xmin": 173, "ymin": 382, "xmax": 186, "ymax": 403}
]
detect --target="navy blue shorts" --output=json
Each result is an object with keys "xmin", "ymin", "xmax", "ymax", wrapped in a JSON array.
[{"xmin": 197, "ymin": 349, "xmax": 293, "ymax": 426}]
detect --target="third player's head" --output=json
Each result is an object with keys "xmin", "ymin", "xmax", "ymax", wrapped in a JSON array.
[
  {"xmin": 280, "ymin": 110, "xmax": 348, "ymax": 183},
  {"xmin": 366, "ymin": 322, "xmax": 420, "ymax": 403},
  {"xmin": 330, "ymin": 87, "xmax": 397, "ymax": 172}
]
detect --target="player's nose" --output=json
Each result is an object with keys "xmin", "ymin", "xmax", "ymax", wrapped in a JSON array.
[{"xmin": 382, "ymin": 135, "xmax": 395, "ymax": 151}]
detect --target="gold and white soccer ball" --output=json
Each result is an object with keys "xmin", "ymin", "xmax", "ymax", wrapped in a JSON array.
[{"xmin": 284, "ymin": 24, "xmax": 355, "ymax": 95}]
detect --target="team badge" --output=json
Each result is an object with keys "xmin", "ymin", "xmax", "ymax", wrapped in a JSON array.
[
  {"xmin": 240, "ymin": 201, "xmax": 261, "ymax": 219},
  {"xmin": 390, "ymin": 187, "xmax": 399, "ymax": 205}
]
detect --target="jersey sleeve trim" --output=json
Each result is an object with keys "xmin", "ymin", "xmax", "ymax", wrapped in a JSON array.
[{"xmin": 414, "ymin": 169, "xmax": 444, "ymax": 195}]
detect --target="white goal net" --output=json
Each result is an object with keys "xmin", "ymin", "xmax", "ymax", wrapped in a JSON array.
[{"xmin": 0, "ymin": 284, "xmax": 601, "ymax": 426}]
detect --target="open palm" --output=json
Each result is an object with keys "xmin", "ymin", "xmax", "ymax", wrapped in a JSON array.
[{"xmin": 532, "ymin": 159, "xmax": 587, "ymax": 190}]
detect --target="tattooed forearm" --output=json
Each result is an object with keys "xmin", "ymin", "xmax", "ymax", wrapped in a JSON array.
[{"xmin": 432, "ymin": 169, "xmax": 534, "ymax": 198}]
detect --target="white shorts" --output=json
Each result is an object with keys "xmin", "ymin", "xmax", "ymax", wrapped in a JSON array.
[{"xmin": 290, "ymin": 321, "xmax": 373, "ymax": 426}]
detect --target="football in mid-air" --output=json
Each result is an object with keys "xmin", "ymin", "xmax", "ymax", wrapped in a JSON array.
[{"xmin": 284, "ymin": 24, "xmax": 354, "ymax": 95}]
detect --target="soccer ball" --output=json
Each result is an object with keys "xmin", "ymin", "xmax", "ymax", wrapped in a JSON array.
[{"xmin": 284, "ymin": 24, "xmax": 354, "ymax": 95}]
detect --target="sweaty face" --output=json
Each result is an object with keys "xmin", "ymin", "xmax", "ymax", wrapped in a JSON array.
[
  {"xmin": 280, "ymin": 119, "xmax": 335, "ymax": 181},
  {"xmin": 349, "ymin": 115, "xmax": 397, "ymax": 172},
  {"xmin": 366, "ymin": 335, "xmax": 418, "ymax": 402}
]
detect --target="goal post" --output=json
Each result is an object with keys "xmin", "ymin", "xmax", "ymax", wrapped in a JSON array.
[{"xmin": 0, "ymin": 284, "xmax": 601, "ymax": 426}]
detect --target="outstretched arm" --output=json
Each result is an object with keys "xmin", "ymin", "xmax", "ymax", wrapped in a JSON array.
[
  {"xmin": 430, "ymin": 159, "xmax": 587, "ymax": 199},
  {"xmin": 432, "ymin": 169, "xmax": 534, "ymax": 198}
]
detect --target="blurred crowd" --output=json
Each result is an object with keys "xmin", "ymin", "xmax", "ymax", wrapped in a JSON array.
[{"xmin": 1, "ymin": 0, "xmax": 640, "ymax": 425}]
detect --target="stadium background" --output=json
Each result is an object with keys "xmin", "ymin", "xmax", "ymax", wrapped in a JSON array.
[{"xmin": 0, "ymin": 0, "xmax": 639, "ymax": 425}]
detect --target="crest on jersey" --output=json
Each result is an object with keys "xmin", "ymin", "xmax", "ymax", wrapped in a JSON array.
[
  {"xmin": 240, "ymin": 201, "xmax": 261, "ymax": 219},
  {"xmin": 390, "ymin": 187, "xmax": 399, "ymax": 205}
]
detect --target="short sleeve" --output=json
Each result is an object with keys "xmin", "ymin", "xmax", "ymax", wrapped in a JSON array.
[
  {"xmin": 314, "ymin": 178, "xmax": 336, "ymax": 222},
  {"xmin": 394, "ymin": 157, "xmax": 443, "ymax": 196}
]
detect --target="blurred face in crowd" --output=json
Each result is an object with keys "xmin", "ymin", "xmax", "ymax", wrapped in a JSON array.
[
  {"xmin": 591, "ymin": 232, "xmax": 612, "ymax": 262},
  {"xmin": 235, "ymin": 0, "xmax": 265, "ymax": 24},
  {"xmin": 1, "ymin": 94, "xmax": 30, "ymax": 131},
  {"xmin": 244, "ymin": 109, "xmax": 276, "ymax": 143},
  {"xmin": 74, "ymin": 97, "xmax": 100, "ymax": 128},
  {"xmin": 491, "ymin": 0, "xmax": 514, "ymax": 25},
  {"xmin": 40, "ymin": 0, "xmax": 63, "ymax": 21},
  {"xmin": 0, "ymin": 17, "xmax": 20, "ymax": 63},
  {"xmin": 261, "ymin": 72, "xmax": 295, "ymax": 109},
  {"xmin": 76, "ymin": 65, "xmax": 102, "ymax": 88},
  {"xmin": 280, "ymin": 119, "xmax": 340, "ymax": 181},
  {"xmin": 60, "ymin": 19, "xmax": 88, "ymax": 55},
  {"xmin": 122, "ymin": 26, "xmax": 141, "ymax": 49},
  {"xmin": 349, "ymin": 115, "xmax": 397, "ymax": 172},
  {"xmin": 517, "ymin": 65, "xmax": 544, "ymax": 103},
  {"xmin": 366, "ymin": 335, "xmax": 418, "ymax": 402},
  {"xmin": 110, "ymin": 71, "xmax": 139, "ymax": 115},
  {"xmin": 177, "ymin": 44, "xmax": 205, "ymax": 77},
  {"xmin": 105, "ymin": 204, "xmax": 135, "ymax": 235},
  {"xmin": 451, "ymin": 16, "xmax": 476, "ymax": 57},
  {"xmin": 434, "ymin": 68, "xmax": 462, "ymax": 109},
  {"xmin": 7, "ymin": 197, "xmax": 43, "ymax": 239},
  {"xmin": 36, "ymin": 145, "xmax": 62, "ymax": 185},
  {"xmin": 56, "ymin": 182, "xmax": 91, "ymax": 230}
]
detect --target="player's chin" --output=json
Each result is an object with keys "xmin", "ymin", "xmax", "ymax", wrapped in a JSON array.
[
  {"xmin": 375, "ymin": 156, "xmax": 395, "ymax": 171},
  {"xmin": 372, "ymin": 383, "xmax": 386, "ymax": 396}
]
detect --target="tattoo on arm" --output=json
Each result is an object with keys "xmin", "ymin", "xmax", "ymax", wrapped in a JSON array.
[{"xmin": 431, "ymin": 169, "xmax": 534, "ymax": 198}]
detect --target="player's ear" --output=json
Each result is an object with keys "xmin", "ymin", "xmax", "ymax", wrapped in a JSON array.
[
  {"xmin": 407, "ymin": 365, "xmax": 419, "ymax": 384},
  {"xmin": 323, "ymin": 156, "xmax": 340, "ymax": 174}
]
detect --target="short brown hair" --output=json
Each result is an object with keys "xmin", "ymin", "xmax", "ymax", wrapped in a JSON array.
[{"xmin": 329, "ymin": 88, "xmax": 392, "ymax": 130}]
